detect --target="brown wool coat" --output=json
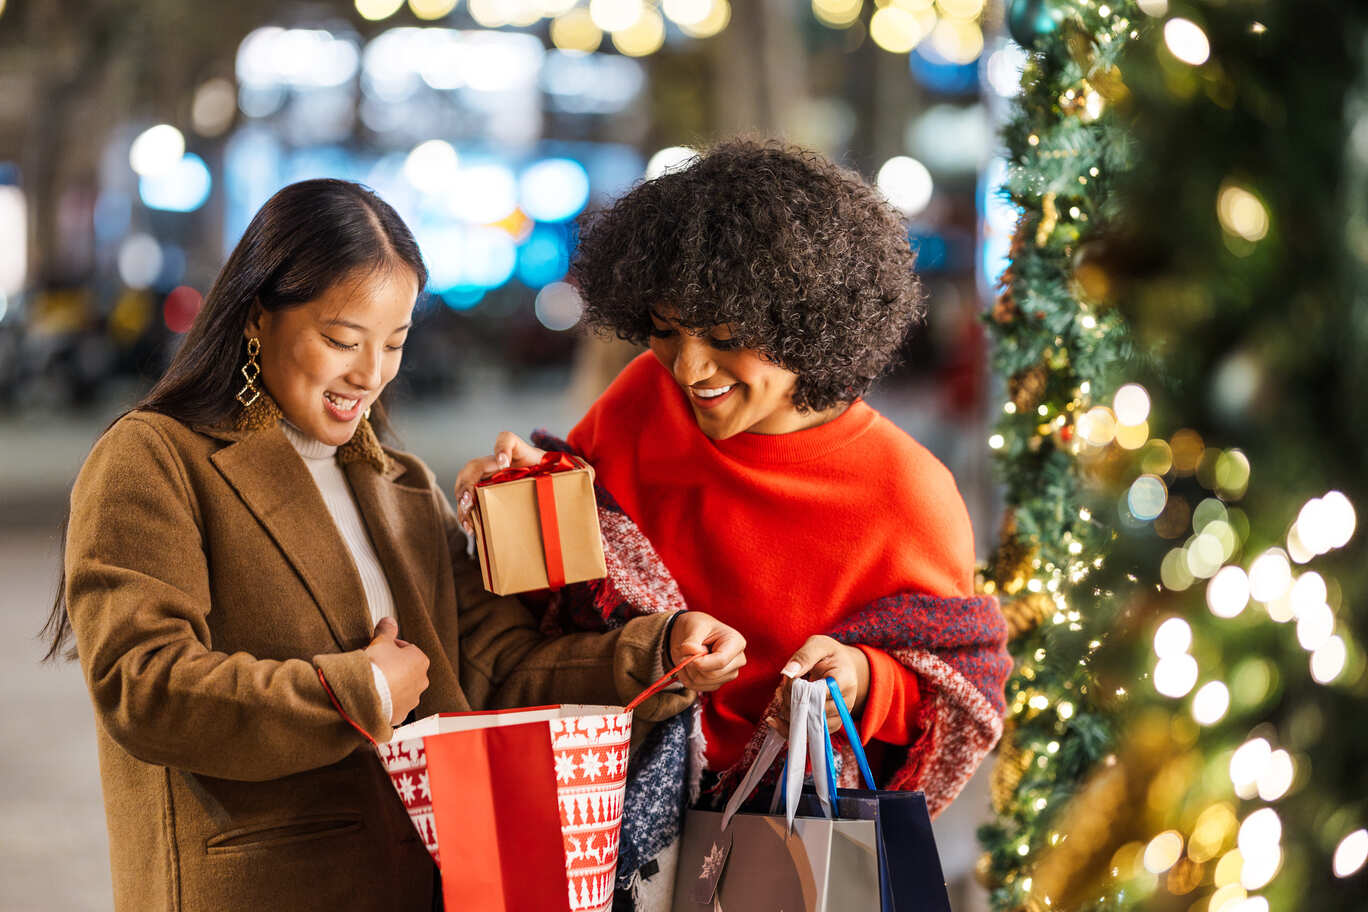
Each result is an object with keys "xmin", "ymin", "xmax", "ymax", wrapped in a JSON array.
[{"xmin": 64, "ymin": 408, "xmax": 691, "ymax": 912}]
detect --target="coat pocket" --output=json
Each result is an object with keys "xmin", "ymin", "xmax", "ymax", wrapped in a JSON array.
[{"xmin": 205, "ymin": 813, "xmax": 364, "ymax": 855}]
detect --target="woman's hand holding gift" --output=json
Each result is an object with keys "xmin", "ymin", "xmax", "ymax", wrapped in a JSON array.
[
  {"xmin": 770, "ymin": 635, "xmax": 870, "ymax": 735},
  {"xmin": 453, "ymin": 431, "xmax": 548, "ymax": 534},
  {"xmin": 666, "ymin": 611, "xmax": 747, "ymax": 692},
  {"xmin": 365, "ymin": 617, "xmax": 431, "ymax": 725}
]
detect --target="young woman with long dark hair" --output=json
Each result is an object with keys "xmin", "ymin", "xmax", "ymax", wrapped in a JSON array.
[{"xmin": 42, "ymin": 178, "xmax": 743, "ymax": 912}]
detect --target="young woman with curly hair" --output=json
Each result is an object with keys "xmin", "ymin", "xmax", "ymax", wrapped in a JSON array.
[{"xmin": 456, "ymin": 139, "xmax": 1009, "ymax": 907}]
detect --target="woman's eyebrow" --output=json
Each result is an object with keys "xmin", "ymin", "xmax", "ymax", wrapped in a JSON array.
[
  {"xmin": 321, "ymin": 317, "xmax": 368, "ymax": 331},
  {"xmin": 321, "ymin": 318, "xmax": 413, "ymax": 333}
]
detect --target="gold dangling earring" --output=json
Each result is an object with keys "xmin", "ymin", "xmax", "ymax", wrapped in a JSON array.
[{"xmin": 236, "ymin": 337, "xmax": 262, "ymax": 407}]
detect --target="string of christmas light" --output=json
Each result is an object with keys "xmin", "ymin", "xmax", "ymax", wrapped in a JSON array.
[
  {"xmin": 978, "ymin": 2, "xmax": 1142, "ymax": 909},
  {"xmin": 981, "ymin": 2, "xmax": 1368, "ymax": 910}
]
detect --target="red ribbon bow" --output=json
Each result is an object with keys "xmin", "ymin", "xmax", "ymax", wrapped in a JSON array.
[
  {"xmin": 475, "ymin": 451, "xmax": 581, "ymax": 589},
  {"xmin": 476, "ymin": 451, "xmax": 579, "ymax": 487}
]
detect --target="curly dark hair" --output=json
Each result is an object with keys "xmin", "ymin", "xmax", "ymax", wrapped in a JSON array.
[{"xmin": 571, "ymin": 138, "xmax": 925, "ymax": 412}]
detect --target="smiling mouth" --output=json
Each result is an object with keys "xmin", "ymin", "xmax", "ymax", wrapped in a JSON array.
[
  {"xmin": 324, "ymin": 391, "xmax": 360, "ymax": 411},
  {"xmin": 688, "ymin": 383, "xmax": 737, "ymax": 411}
]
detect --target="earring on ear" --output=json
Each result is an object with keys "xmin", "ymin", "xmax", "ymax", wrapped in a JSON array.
[
  {"xmin": 364, "ymin": 407, "xmax": 372, "ymax": 421},
  {"xmin": 237, "ymin": 338, "xmax": 262, "ymax": 407}
]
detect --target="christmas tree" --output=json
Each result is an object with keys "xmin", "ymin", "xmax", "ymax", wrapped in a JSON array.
[{"xmin": 980, "ymin": 1, "xmax": 1368, "ymax": 910}]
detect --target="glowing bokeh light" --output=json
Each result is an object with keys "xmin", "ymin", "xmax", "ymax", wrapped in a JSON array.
[
  {"xmin": 1079, "ymin": 406, "xmax": 1117, "ymax": 446},
  {"xmin": 1207, "ymin": 566, "xmax": 1250, "ymax": 619},
  {"xmin": 1218, "ymin": 183, "xmax": 1270, "ymax": 242},
  {"xmin": 646, "ymin": 146, "xmax": 698, "ymax": 180},
  {"xmin": 937, "ymin": 0, "xmax": 985, "ymax": 18},
  {"xmin": 403, "ymin": 140, "xmax": 460, "ymax": 193},
  {"xmin": 449, "ymin": 163, "xmax": 519, "ymax": 224},
  {"xmin": 1333, "ymin": 829, "xmax": 1368, "ymax": 878},
  {"xmin": 1256, "ymin": 749, "xmax": 1294, "ymax": 802},
  {"xmin": 876, "ymin": 156, "xmax": 934, "ymax": 216},
  {"xmin": 139, "ymin": 153, "xmax": 213, "ymax": 212},
  {"xmin": 356, "ymin": 0, "xmax": 406, "ymax": 19},
  {"xmin": 1161, "ymin": 548, "xmax": 1195, "ymax": 591},
  {"xmin": 118, "ymin": 234, "xmax": 164, "ymax": 289},
  {"xmin": 1143, "ymin": 831, "xmax": 1184, "ymax": 874},
  {"xmin": 1295, "ymin": 601, "xmax": 1335, "ymax": 652},
  {"xmin": 870, "ymin": 7, "xmax": 931, "ymax": 53},
  {"xmin": 129, "ymin": 124, "xmax": 186, "ymax": 178},
  {"xmin": 1185, "ymin": 532, "xmax": 1226, "ymax": 579},
  {"xmin": 812, "ymin": 0, "xmax": 863, "ymax": 28},
  {"xmin": 1154, "ymin": 653, "xmax": 1199, "ymax": 698},
  {"xmin": 665, "ymin": 0, "xmax": 713, "ymax": 26},
  {"xmin": 551, "ymin": 9, "xmax": 604, "ymax": 51},
  {"xmin": 1229, "ymin": 737, "xmax": 1271, "ymax": 798},
  {"xmin": 929, "ymin": 18, "xmax": 984, "ymax": 64},
  {"xmin": 589, "ymin": 0, "xmax": 643, "ymax": 31},
  {"xmin": 1153, "ymin": 617, "xmax": 1192, "ymax": 658},
  {"xmin": 678, "ymin": 0, "xmax": 730, "ymax": 38},
  {"xmin": 534, "ymin": 281, "xmax": 585, "ymax": 330},
  {"xmin": 1192, "ymin": 681, "xmax": 1229, "ymax": 725},
  {"xmin": 1165, "ymin": 17, "xmax": 1211, "ymax": 66},
  {"xmin": 612, "ymin": 7, "xmax": 666, "ymax": 56},
  {"xmin": 1113, "ymin": 383, "xmax": 1151, "ymax": 426},
  {"xmin": 409, "ymin": 0, "xmax": 458, "ymax": 19},
  {"xmin": 519, "ymin": 158, "xmax": 590, "ymax": 223},
  {"xmin": 0, "ymin": 186, "xmax": 26, "ymax": 296},
  {"xmin": 1248, "ymin": 549, "xmax": 1293, "ymax": 602},
  {"xmin": 1311, "ymin": 635, "xmax": 1347, "ymax": 684},
  {"xmin": 1128, "ymin": 475, "xmax": 1168, "ymax": 521},
  {"xmin": 192, "ymin": 79, "xmax": 237, "ymax": 137}
]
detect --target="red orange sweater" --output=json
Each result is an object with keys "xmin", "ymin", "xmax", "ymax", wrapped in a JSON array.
[{"xmin": 568, "ymin": 354, "xmax": 977, "ymax": 771}]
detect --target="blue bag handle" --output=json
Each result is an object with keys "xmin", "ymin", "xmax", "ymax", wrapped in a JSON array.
[{"xmin": 825, "ymin": 676, "xmax": 877, "ymax": 790}]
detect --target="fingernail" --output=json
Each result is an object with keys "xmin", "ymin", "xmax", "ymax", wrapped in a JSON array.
[
  {"xmin": 497, "ymin": 453, "xmax": 510, "ymax": 469},
  {"xmin": 462, "ymin": 523, "xmax": 473, "ymax": 535},
  {"xmin": 780, "ymin": 662, "xmax": 800, "ymax": 678},
  {"xmin": 460, "ymin": 491, "xmax": 471, "ymax": 506}
]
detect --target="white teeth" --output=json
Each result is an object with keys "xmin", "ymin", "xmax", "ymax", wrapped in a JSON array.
[
  {"xmin": 325, "ymin": 392, "xmax": 359, "ymax": 410},
  {"xmin": 693, "ymin": 385, "xmax": 733, "ymax": 399}
]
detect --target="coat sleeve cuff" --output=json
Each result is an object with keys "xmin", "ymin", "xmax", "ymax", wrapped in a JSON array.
[
  {"xmin": 313, "ymin": 650, "xmax": 393, "ymax": 743},
  {"xmin": 370, "ymin": 662, "xmax": 394, "ymax": 729},
  {"xmin": 616, "ymin": 612, "xmax": 695, "ymax": 722}
]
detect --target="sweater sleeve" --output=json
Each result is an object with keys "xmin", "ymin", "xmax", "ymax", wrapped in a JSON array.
[{"xmin": 853, "ymin": 644, "xmax": 923, "ymax": 746}]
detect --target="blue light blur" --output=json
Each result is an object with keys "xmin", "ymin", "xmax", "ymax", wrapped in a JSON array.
[
  {"xmin": 977, "ymin": 156, "xmax": 1019, "ymax": 298},
  {"xmin": 909, "ymin": 232, "xmax": 949, "ymax": 271},
  {"xmin": 909, "ymin": 45, "xmax": 980, "ymax": 95},
  {"xmin": 442, "ymin": 286, "xmax": 486, "ymax": 310},
  {"xmin": 140, "ymin": 154, "xmax": 213, "ymax": 212},
  {"xmin": 463, "ymin": 227, "xmax": 517, "ymax": 288},
  {"xmin": 419, "ymin": 223, "xmax": 516, "ymax": 295},
  {"xmin": 516, "ymin": 223, "xmax": 571, "ymax": 289},
  {"xmin": 518, "ymin": 158, "xmax": 590, "ymax": 223}
]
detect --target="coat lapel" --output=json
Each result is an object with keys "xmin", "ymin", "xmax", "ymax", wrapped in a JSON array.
[{"xmin": 210, "ymin": 428, "xmax": 374, "ymax": 650}]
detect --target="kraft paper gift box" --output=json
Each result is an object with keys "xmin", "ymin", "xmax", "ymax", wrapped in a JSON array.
[{"xmin": 470, "ymin": 451, "xmax": 607, "ymax": 596}]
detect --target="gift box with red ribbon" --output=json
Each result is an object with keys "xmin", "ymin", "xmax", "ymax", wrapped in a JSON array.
[{"xmin": 471, "ymin": 452, "xmax": 608, "ymax": 595}]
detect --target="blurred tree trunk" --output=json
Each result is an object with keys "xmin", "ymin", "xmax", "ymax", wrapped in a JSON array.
[{"xmin": 709, "ymin": 0, "xmax": 809, "ymax": 136}]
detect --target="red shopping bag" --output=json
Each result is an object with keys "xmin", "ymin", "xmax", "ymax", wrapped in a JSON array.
[{"xmin": 321, "ymin": 660, "xmax": 690, "ymax": 912}]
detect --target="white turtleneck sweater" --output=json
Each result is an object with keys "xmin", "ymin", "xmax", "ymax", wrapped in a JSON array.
[{"xmin": 282, "ymin": 422, "xmax": 395, "ymax": 725}]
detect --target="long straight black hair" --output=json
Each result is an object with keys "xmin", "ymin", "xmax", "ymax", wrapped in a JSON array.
[{"xmin": 42, "ymin": 179, "xmax": 428, "ymax": 661}]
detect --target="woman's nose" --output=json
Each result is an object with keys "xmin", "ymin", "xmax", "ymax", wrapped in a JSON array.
[
  {"xmin": 348, "ymin": 344, "xmax": 385, "ymax": 390},
  {"xmin": 670, "ymin": 335, "xmax": 715, "ymax": 387}
]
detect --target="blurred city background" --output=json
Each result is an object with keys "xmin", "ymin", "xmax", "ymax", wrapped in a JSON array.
[{"xmin": 0, "ymin": 0, "xmax": 1020, "ymax": 908}]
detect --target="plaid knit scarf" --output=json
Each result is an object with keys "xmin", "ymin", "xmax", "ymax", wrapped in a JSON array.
[{"xmin": 532, "ymin": 432, "xmax": 1011, "ymax": 891}]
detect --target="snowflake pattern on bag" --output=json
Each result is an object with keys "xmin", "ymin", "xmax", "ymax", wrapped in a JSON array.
[
  {"xmin": 377, "ymin": 738, "xmax": 440, "ymax": 865},
  {"xmin": 552, "ymin": 711, "xmax": 633, "ymax": 912},
  {"xmin": 377, "ymin": 710, "xmax": 633, "ymax": 912}
]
